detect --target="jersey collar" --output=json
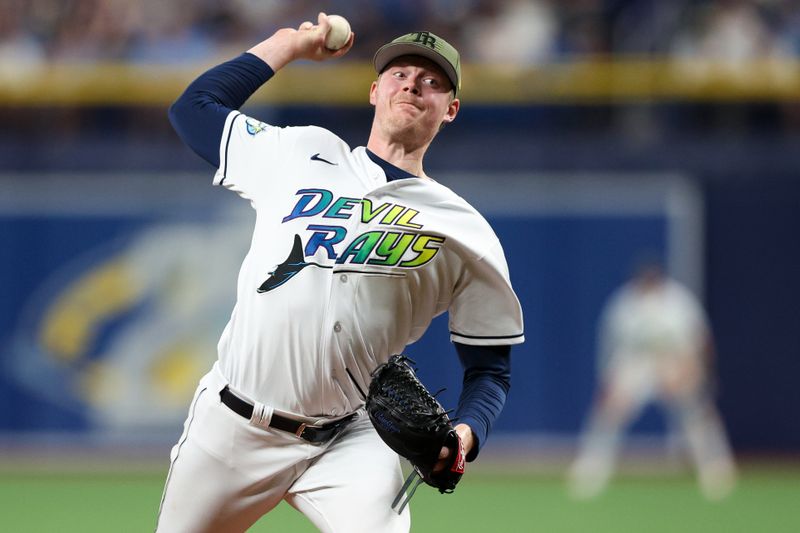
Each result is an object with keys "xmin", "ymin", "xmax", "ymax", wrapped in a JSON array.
[{"xmin": 365, "ymin": 149, "xmax": 418, "ymax": 182}]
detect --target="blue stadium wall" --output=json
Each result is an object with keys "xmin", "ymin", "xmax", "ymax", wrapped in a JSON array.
[{"xmin": 0, "ymin": 104, "xmax": 798, "ymax": 452}]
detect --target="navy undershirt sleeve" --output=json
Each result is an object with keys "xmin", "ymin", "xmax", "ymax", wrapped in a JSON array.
[
  {"xmin": 168, "ymin": 52, "xmax": 274, "ymax": 167},
  {"xmin": 453, "ymin": 342, "xmax": 512, "ymax": 461}
]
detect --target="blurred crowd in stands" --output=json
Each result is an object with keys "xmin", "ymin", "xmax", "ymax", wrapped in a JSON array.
[{"xmin": 2, "ymin": 0, "xmax": 799, "ymax": 66}]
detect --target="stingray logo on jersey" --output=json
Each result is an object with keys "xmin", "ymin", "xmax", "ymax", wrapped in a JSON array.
[
  {"xmin": 258, "ymin": 189, "xmax": 445, "ymax": 292},
  {"xmin": 257, "ymin": 234, "xmax": 331, "ymax": 293},
  {"xmin": 245, "ymin": 118, "xmax": 269, "ymax": 136}
]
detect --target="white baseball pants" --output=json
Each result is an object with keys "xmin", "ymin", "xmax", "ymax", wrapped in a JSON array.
[{"xmin": 155, "ymin": 366, "xmax": 410, "ymax": 532}]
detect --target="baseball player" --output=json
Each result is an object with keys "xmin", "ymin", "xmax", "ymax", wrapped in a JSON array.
[
  {"xmin": 567, "ymin": 258, "xmax": 736, "ymax": 500},
  {"xmin": 156, "ymin": 13, "xmax": 524, "ymax": 533}
]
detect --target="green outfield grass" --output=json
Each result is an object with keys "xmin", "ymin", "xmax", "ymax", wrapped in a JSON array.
[{"xmin": 0, "ymin": 462, "xmax": 797, "ymax": 532}]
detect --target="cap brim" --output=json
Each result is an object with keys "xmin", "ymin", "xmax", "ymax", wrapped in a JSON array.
[{"xmin": 373, "ymin": 42, "xmax": 458, "ymax": 94}]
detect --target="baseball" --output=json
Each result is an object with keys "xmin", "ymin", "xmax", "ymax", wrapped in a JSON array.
[{"xmin": 324, "ymin": 15, "xmax": 351, "ymax": 51}]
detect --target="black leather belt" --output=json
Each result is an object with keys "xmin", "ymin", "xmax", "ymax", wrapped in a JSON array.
[{"xmin": 220, "ymin": 386, "xmax": 356, "ymax": 444}]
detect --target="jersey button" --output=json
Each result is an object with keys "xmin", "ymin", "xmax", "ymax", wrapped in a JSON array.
[
  {"xmin": 339, "ymin": 274, "xmax": 348, "ymax": 283},
  {"xmin": 333, "ymin": 322, "xmax": 342, "ymax": 333}
]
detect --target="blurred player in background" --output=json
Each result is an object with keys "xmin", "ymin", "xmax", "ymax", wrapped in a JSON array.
[{"xmin": 568, "ymin": 256, "xmax": 736, "ymax": 500}]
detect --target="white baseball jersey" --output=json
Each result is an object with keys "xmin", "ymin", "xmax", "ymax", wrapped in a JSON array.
[{"xmin": 212, "ymin": 111, "xmax": 524, "ymax": 418}]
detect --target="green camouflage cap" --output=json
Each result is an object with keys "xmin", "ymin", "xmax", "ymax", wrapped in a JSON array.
[{"xmin": 373, "ymin": 31, "xmax": 461, "ymax": 95}]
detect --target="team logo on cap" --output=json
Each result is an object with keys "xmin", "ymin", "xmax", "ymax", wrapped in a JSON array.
[{"xmin": 412, "ymin": 32, "xmax": 436, "ymax": 49}]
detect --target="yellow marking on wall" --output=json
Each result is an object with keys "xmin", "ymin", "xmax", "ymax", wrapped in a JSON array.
[
  {"xmin": 40, "ymin": 260, "xmax": 139, "ymax": 361},
  {"xmin": 150, "ymin": 343, "xmax": 206, "ymax": 405}
]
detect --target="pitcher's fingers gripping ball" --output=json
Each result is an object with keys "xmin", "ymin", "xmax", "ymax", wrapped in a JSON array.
[
  {"xmin": 366, "ymin": 355, "xmax": 465, "ymax": 513},
  {"xmin": 324, "ymin": 14, "xmax": 351, "ymax": 50}
]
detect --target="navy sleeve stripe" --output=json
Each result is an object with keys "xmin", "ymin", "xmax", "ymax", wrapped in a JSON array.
[
  {"xmin": 450, "ymin": 331, "xmax": 524, "ymax": 340},
  {"xmin": 220, "ymin": 113, "xmax": 242, "ymax": 186}
]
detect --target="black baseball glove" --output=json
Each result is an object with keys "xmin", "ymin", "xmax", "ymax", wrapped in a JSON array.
[{"xmin": 366, "ymin": 355, "xmax": 465, "ymax": 512}]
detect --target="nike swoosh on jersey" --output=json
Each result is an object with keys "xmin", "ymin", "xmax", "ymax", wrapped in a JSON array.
[
  {"xmin": 310, "ymin": 153, "xmax": 337, "ymax": 165},
  {"xmin": 257, "ymin": 234, "xmax": 331, "ymax": 293}
]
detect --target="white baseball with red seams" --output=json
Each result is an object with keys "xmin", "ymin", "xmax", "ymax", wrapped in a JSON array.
[{"xmin": 324, "ymin": 15, "xmax": 351, "ymax": 50}]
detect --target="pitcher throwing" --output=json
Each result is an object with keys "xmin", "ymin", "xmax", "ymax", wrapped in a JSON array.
[{"xmin": 156, "ymin": 13, "xmax": 524, "ymax": 532}]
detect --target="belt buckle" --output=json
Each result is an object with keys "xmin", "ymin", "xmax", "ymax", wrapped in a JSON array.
[{"xmin": 295, "ymin": 422, "xmax": 308, "ymax": 438}]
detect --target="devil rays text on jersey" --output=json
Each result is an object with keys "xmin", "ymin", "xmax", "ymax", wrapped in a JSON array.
[{"xmin": 258, "ymin": 189, "xmax": 445, "ymax": 292}]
